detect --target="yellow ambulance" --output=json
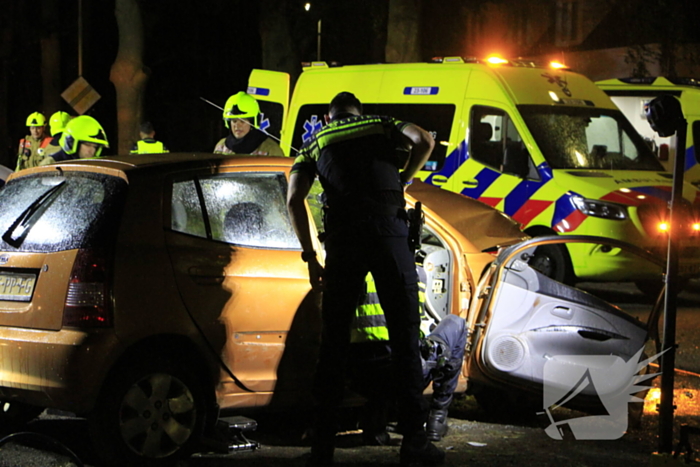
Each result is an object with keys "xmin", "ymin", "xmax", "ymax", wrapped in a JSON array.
[
  {"xmin": 596, "ymin": 76, "xmax": 700, "ymax": 186},
  {"xmin": 249, "ymin": 58, "xmax": 700, "ymax": 292}
]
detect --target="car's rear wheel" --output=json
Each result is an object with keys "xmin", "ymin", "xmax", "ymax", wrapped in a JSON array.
[
  {"xmin": 0, "ymin": 400, "xmax": 44, "ymax": 432},
  {"xmin": 527, "ymin": 243, "xmax": 575, "ymax": 285},
  {"xmin": 89, "ymin": 358, "xmax": 208, "ymax": 466}
]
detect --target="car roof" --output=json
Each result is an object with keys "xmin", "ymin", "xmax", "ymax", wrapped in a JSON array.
[{"xmin": 7, "ymin": 153, "xmax": 295, "ymax": 183}]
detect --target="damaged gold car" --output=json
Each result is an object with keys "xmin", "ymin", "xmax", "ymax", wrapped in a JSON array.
[{"xmin": 0, "ymin": 154, "xmax": 659, "ymax": 465}]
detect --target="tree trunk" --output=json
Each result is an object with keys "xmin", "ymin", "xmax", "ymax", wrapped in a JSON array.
[
  {"xmin": 110, "ymin": 0, "xmax": 148, "ymax": 155},
  {"xmin": 386, "ymin": 0, "xmax": 422, "ymax": 63},
  {"xmin": 41, "ymin": 0, "xmax": 62, "ymax": 117},
  {"xmin": 260, "ymin": 0, "xmax": 301, "ymax": 85}
]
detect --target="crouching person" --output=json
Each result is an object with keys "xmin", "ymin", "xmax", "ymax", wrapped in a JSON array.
[{"xmin": 349, "ymin": 270, "xmax": 467, "ymax": 444}]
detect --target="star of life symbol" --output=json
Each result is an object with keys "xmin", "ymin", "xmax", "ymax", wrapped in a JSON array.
[
  {"xmin": 540, "ymin": 346, "xmax": 666, "ymax": 440},
  {"xmin": 302, "ymin": 115, "xmax": 324, "ymax": 143},
  {"xmin": 541, "ymin": 72, "xmax": 572, "ymax": 97},
  {"xmin": 259, "ymin": 113, "xmax": 271, "ymax": 133}
]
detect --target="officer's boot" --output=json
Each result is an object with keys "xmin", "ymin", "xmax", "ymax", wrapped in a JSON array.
[
  {"xmin": 306, "ymin": 432, "xmax": 335, "ymax": 467},
  {"xmin": 360, "ymin": 399, "xmax": 391, "ymax": 446},
  {"xmin": 306, "ymin": 413, "xmax": 337, "ymax": 467},
  {"xmin": 399, "ymin": 430, "xmax": 445, "ymax": 466},
  {"xmin": 426, "ymin": 408, "xmax": 449, "ymax": 442}
]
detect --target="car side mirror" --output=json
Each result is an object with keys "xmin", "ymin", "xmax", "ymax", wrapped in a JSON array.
[{"xmin": 502, "ymin": 143, "xmax": 530, "ymax": 178}]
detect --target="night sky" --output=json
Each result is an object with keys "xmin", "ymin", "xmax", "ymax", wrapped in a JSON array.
[
  {"xmin": 4, "ymin": 0, "xmax": 265, "ymax": 164},
  {"xmin": 5, "ymin": 0, "xmax": 700, "ymax": 166},
  {"xmin": 2, "ymin": 0, "xmax": 476, "ymax": 167}
]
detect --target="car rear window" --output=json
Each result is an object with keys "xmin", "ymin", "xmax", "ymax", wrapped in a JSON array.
[{"xmin": 0, "ymin": 171, "xmax": 127, "ymax": 252}]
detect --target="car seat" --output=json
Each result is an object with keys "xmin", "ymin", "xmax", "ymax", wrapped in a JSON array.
[{"xmin": 471, "ymin": 122, "xmax": 499, "ymax": 168}]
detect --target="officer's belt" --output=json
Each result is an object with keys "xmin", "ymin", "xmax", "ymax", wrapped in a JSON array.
[{"xmin": 329, "ymin": 202, "xmax": 408, "ymax": 220}]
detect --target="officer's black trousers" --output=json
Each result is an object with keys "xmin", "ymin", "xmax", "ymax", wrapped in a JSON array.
[{"xmin": 313, "ymin": 232, "xmax": 428, "ymax": 444}]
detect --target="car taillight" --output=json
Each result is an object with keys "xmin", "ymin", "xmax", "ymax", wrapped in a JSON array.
[{"xmin": 63, "ymin": 248, "xmax": 112, "ymax": 328}]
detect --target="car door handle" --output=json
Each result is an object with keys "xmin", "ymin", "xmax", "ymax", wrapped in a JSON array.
[
  {"xmin": 430, "ymin": 175, "xmax": 448, "ymax": 186},
  {"xmin": 551, "ymin": 306, "xmax": 573, "ymax": 319},
  {"xmin": 463, "ymin": 179, "xmax": 478, "ymax": 188},
  {"xmin": 188, "ymin": 266, "xmax": 224, "ymax": 285}
]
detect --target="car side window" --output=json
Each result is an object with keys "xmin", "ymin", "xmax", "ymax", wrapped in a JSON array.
[
  {"xmin": 171, "ymin": 180, "xmax": 207, "ymax": 238},
  {"xmin": 197, "ymin": 173, "xmax": 300, "ymax": 249}
]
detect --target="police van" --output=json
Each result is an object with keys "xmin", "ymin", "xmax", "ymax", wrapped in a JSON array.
[
  {"xmin": 249, "ymin": 58, "xmax": 700, "ymax": 291},
  {"xmin": 596, "ymin": 76, "xmax": 700, "ymax": 186}
]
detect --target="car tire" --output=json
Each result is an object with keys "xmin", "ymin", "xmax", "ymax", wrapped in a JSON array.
[
  {"xmin": 0, "ymin": 400, "xmax": 44, "ymax": 433},
  {"xmin": 527, "ymin": 243, "xmax": 575, "ymax": 286},
  {"xmin": 88, "ymin": 358, "xmax": 208, "ymax": 466}
]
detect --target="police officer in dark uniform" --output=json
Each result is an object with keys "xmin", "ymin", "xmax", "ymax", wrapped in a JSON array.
[{"xmin": 287, "ymin": 92, "xmax": 440, "ymax": 466}]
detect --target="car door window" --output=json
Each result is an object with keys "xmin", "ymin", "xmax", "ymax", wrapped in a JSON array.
[
  {"xmin": 171, "ymin": 173, "xmax": 300, "ymax": 249},
  {"xmin": 171, "ymin": 180, "xmax": 207, "ymax": 238}
]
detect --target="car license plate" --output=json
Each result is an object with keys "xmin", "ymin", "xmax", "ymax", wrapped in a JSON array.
[{"xmin": 0, "ymin": 273, "xmax": 37, "ymax": 302}]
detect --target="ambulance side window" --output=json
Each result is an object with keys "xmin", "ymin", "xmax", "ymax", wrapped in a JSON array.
[
  {"xmin": 256, "ymin": 101, "xmax": 284, "ymax": 141},
  {"xmin": 469, "ymin": 106, "xmax": 505, "ymax": 169},
  {"xmin": 291, "ymin": 103, "xmax": 455, "ymax": 172},
  {"xmin": 470, "ymin": 106, "xmax": 533, "ymax": 178}
]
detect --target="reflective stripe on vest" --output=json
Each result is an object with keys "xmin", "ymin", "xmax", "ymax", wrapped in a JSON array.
[
  {"xmin": 351, "ymin": 273, "xmax": 389, "ymax": 343},
  {"xmin": 351, "ymin": 270, "xmax": 426, "ymax": 344}
]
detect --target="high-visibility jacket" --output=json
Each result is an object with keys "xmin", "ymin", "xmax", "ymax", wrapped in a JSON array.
[
  {"xmin": 16, "ymin": 135, "xmax": 52, "ymax": 170},
  {"xmin": 130, "ymin": 138, "xmax": 168, "ymax": 154},
  {"xmin": 213, "ymin": 135, "xmax": 283, "ymax": 156},
  {"xmin": 351, "ymin": 267, "xmax": 427, "ymax": 343}
]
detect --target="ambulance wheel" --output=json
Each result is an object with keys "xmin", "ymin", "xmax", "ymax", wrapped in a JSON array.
[{"xmin": 527, "ymin": 244, "xmax": 575, "ymax": 285}]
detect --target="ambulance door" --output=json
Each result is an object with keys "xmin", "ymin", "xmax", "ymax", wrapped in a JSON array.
[
  {"xmin": 247, "ymin": 69, "xmax": 291, "ymax": 155},
  {"xmin": 372, "ymin": 103, "xmax": 460, "ymax": 190},
  {"xmin": 455, "ymin": 104, "xmax": 545, "ymax": 227}
]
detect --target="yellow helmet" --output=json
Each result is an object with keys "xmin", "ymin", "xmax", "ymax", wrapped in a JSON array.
[
  {"xmin": 223, "ymin": 92, "xmax": 260, "ymax": 128},
  {"xmin": 26, "ymin": 112, "xmax": 46, "ymax": 127},
  {"xmin": 49, "ymin": 111, "xmax": 72, "ymax": 136},
  {"xmin": 59, "ymin": 115, "xmax": 109, "ymax": 156}
]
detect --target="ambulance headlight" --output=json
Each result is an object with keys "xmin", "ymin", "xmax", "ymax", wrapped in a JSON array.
[{"xmin": 572, "ymin": 196, "xmax": 628, "ymax": 220}]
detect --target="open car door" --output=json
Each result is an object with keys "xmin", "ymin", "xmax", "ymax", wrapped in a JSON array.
[
  {"xmin": 469, "ymin": 235, "xmax": 664, "ymax": 414},
  {"xmin": 247, "ymin": 69, "xmax": 291, "ymax": 155}
]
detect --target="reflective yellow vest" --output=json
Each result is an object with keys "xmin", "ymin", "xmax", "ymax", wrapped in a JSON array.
[
  {"xmin": 351, "ymin": 270, "xmax": 426, "ymax": 343},
  {"xmin": 130, "ymin": 139, "xmax": 168, "ymax": 154}
]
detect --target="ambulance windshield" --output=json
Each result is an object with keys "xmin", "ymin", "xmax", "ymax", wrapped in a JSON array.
[{"xmin": 519, "ymin": 106, "xmax": 664, "ymax": 171}]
